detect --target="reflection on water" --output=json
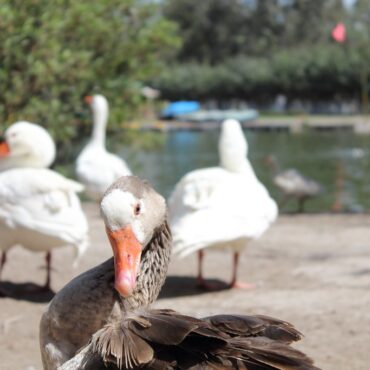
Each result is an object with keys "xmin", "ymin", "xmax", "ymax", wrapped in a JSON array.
[
  {"xmin": 127, "ymin": 130, "xmax": 370, "ymax": 213},
  {"xmin": 60, "ymin": 129, "xmax": 370, "ymax": 213}
]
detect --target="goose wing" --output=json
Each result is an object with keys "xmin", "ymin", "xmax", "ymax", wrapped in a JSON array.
[
  {"xmin": 62, "ymin": 309, "xmax": 318, "ymax": 370},
  {"xmin": 0, "ymin": 168, "xmax": 88, "ymax": 255}
]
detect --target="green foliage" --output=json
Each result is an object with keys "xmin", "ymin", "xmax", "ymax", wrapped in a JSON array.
[
  {"xmin": 163, "ymin": 0, "xmax": 348, "ymax": 62},
  {"xmin": 158, "ymin": 0, "xmax": 370, "ymax": 104},
  {"xmin": 163, "ymin": 0, "xmax": 251, "ymax": 64},
  {"xmin": 0, "ymin": 0, "xmax": 180, "ymax": 143},
  {"xmin": 153, "ymin": 45, "xmax": 366, "ymax": 102}
]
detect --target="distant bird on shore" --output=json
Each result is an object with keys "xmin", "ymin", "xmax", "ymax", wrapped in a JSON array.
[
  {"xmin": 265, "ymin": 155, "xmax": 323, "ymax": 212},
  {"xmin": 76, "ymin": 94, "xmax": 131, "ymax": 201},
  {"xmin": 140, "ymin": 85, "xmax": 160, "ymax": 100},
  {"xmin": 168, "ymin": 119, "xmax": 278, "ymax": 290},
  {"xmin": 0, "ymin": 122, "xmax": 88, "ymax": 292},
  {"xmin": 40, "ymin": 176, "xmax": 316, "ymax": 370},
  {"xmin": 0, "ymin": 121, "xmax": 56, "ymax": 170}
]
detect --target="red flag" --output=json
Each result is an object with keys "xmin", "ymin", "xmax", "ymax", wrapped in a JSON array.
[{"xmin": 332, "ymin": 23, "xmax": 346, "ymax": 43}]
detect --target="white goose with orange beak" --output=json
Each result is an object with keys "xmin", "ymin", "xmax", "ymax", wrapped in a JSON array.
[
  {"xmin": 0, "ymin": 121, "xmax": 56, "ymax": 170},
  {"xmin": 169, "ymin": 119, "xmax": 278, "ymax": 290},
  {"xmin": 76, "ymin": 94, "xmax": 132, "ymax": 201},
  {"xmin": 0, "ymin": 121, "xmax": 88, "ymax": 293}
]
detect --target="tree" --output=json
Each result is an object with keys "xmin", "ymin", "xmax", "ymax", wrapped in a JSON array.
[
  {"xmin": 346, "ymin": 0, "xmax": 370, "ymax": 113},
  {"xmin": 0, "ymin": 0, "xmax": 180, "ymax": 143},
  {"xmin": 157, "ymin": 0, "xmax": 366, "ymax": 106},
  {"xmin": 163, "ymin": 0, "xmax": 252, "ymax": 64}
]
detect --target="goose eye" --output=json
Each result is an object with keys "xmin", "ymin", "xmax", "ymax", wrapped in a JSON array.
[{"xmin": 134, "ymin": 203, "xmax": 141, "ymax": 216}]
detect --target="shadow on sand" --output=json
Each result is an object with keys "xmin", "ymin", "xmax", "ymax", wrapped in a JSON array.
[
  {"xmin": 0, "ymin": 281, "xmax": 55, "ymax": 303},
  {"xmin": 0, "ymin": 276, "xmax": 230, "ymax": 302},
  {"xmin": 158, "ymin": 275, "xmax": 229, "ymax": 299}
]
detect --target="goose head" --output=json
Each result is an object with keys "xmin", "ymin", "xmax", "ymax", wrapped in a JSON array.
[
  {"xmin": 100, "ymin": 176, "xmax": 167, "ymax": 298},
  {"xmin": 84, "ymin": 94, "xmax": 108, "ymax": 117},
  {"xmin": 0, "ymin": 121, "xmax": 56, "ymax": 169},
  {"xmin": 218, "ymin": 119, "xmax": 248, "ymax": 173}
]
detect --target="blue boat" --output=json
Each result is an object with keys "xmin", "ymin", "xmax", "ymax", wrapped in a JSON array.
[{"xmin": 161, "ymin": 101, "xmax": 200, "ymax": 119}]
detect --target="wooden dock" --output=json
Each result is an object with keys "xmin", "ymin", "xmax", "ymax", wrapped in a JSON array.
[{"xmin": 124, "ymin": 115, "xmax": 370, "ymax": 134}]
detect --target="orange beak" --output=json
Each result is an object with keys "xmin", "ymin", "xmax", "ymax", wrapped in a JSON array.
[
  {"xmin": 107, "ymin": 226, "xmax": 142, "ymax": 298},
  {"xmin": 0, "ymin": 141, "xmax": 10, "ymax": 157},
  {"xmin": 84, "ymin": 95, "xmax": 93, "ymax": 105}
]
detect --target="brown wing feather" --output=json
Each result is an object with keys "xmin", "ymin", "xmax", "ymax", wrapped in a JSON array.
[
  {"xmin": 205, "ymin": 315, "xmax": 302, "ymax": 344},
  {"xmin": 81, "ymin": 309, "xmax": 319, "ymax": 370},
  {"xmin": 90, "ymin": 321, "xmax": 154, "ymax": 369},
  {"xmin": 229, "ymin": 337, "xmax": 317, "ymax": 370},
  {"xmin": 128, "ymin": 309, "xmax": 202, "ymax": 346}
]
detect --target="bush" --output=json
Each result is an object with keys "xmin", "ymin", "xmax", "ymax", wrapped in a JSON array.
[
  {"xmin": 153, "ymin": 44, "xmax": 367, "ymax": 103},
  {"xmin": 0, "ymin": 0, "xmax": 180, "ymax": 144}
]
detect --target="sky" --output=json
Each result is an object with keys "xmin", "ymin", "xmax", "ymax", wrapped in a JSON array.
[{"xmin": 343, "ymin": 0, "xmax": 357, "ymax": 8}]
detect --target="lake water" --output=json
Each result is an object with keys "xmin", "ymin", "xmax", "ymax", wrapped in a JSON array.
[{"xmin": 60, "ymin": 129, "xmax": 370, "ymax": 213}]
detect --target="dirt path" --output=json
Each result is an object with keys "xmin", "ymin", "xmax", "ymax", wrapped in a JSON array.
[{"xmin": 0, "ymin": 204, "xmax": 369, "ymax": 369}]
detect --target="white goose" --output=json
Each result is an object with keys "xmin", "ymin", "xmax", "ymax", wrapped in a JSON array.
[
  {"xmin": 0, "ymin": 121, "xmax": 56, "ymax": 170},
  {"xmin": 169, "ymin": 119, "xmax": 278, "ymax": 290},
  {"xmin": 76, "ymin": 94, "xmax": 131, "ymax": 201},
  {"xmin": 0, "ymin": 122, "xmax": 88, "ymax": 292}
]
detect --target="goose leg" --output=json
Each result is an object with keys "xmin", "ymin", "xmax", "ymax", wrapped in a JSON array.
[
  {"xmin": 18, "ymin": 252, "xmax": 53, "ymax": 294},
  {"xmin": 229, "ymin": 252, "xmax": 255, "ymax": 289},
  {"xmin": 0, "ymin": 252, "xmax": 7, "ymax": 296},
  {"xmin": 196, "ymin": 250, "xmax": 208, "ymax": 288},
  {"xmin": 196, "ymin": 250, "xmax": 226, "ymax": 291},
  {"xmin": 44, "ymin": 252, "xmax": 52, "ymax": 290},
  {"xmin": 278, "ymin": 194, "xmax": 290, "ymax": 210},
  {"xmin": 196, "ymin": 250, "xmax": 204, "ymax": 283},
  {"xmin": 0, "ymin": 251, "xmax": 7, "ymax": 279},
  {"xmin": 0, "ymin": 251, "xmax": 52, "ymax": 295},
  {"xmin": 297, "ymin": 197, "xmax": 306, "ymax": 213}
]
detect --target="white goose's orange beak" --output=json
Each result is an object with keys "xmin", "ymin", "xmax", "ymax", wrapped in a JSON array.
[
  {"xmin": 0, "ymin": 141, "xmax": 10, "ymax": 157},
  {"xmin": 84, "ymin": 95, "xmax": 93, "ymax": 105},
  {"xmin": 107, "ymin": 226, "xmax": 142, "ymax": 298}
]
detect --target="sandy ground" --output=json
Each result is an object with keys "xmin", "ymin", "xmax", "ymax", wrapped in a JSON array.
[{"xmin": 1, "ymin": 203, "xmax": 370, "ymax": 370}]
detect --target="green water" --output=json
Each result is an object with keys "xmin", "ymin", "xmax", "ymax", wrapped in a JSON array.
[{"xmin": 59, "ymin": 130, "xmax": 370, "ymax": 213}]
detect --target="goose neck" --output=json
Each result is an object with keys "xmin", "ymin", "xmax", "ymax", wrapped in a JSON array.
[
  {"xmin": 123, "ymin": 221, "xmax": 172, "ymax": 310},
  {"xmin": 220, "ymin": 152, "xmax": 250, "ymax": 174},
  {"xmin": 91, "ymin": 108, "xmax": 107, "ymax": 145}
]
